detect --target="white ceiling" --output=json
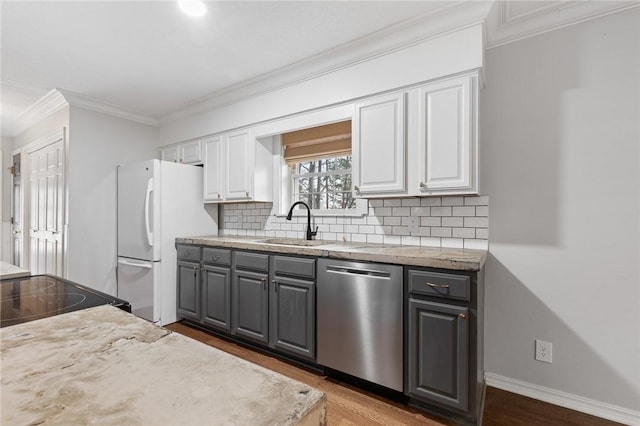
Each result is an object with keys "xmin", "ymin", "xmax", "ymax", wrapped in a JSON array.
[
  {"xmin": 1, "ymin": 0, "xmax": 452, "ymax": 134},
  {"xmin": 2, "ymin": 1, "xmax": 635, "ymax": 136}
]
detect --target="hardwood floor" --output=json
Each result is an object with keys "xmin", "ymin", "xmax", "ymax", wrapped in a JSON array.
[{"xmin": 165, "ymin": 322, "xmax": 620, "ymax": 426}]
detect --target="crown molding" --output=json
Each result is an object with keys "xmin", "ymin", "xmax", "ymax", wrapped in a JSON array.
[
  {"xmin": 161, "ymin": 1, "xmax": 493, "ymax": 124},
  {"xmin": 58, "ymin": 89, "xmax": 159, "ymax": 127},
  {"xmin": 486, "ymin": 0, "xmax": 640, "ymax": 49},
  {"xmin": 8, "ymin": 89, "xmax": 68, "ymax": 137}
]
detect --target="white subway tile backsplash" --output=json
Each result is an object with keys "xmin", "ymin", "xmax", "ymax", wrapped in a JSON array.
[
  {"xmin": 453, "ymin": 227, "xmax": 476, "ymax": 239},
  {"xmin": 420, "ymin": 217, "xmax": 441, "ymax": 227},
  {"xmin": 384, "ymin": 216, "xmax": 402, "ymax": 226},
  {"xmin": 441, "ymin": 238, "xmax": 464, "ymax": 248},
  {"xmin": 431, "ymin": 207, "xmax": 452, "ymax": 217},
  {"xmin": 442, "ymin": 197, "xmax": 464, "ymax": 206},
  {"xmin": 221, "ymin": 195, "xmax": 489, "ymax": 249},
  {"xmin": 464, "ymin": 195, "xmax": 489, "ymax": 206},
  {"xmin": 421, "ymin": 198, "xmax": 442, "ymax": 207},
  {"xmin": 475, "ymin": 206, "xmax": 489, "ymax": 217},
  {"xmin": 442, "ymin": 217, "xmax": 464, "ymax": 227},
  {"xmin": 401, "ymin": 199, "xmax": 421, "ymax": 207},
  {"xmin": 431, "ymin": 227, "xmax": 452, "ymax": 238},
  {"xmin": 392, "ymin": 207, "xmax": 411, "ymax": 216},
  {"xmin": 464, "ymin": 217, "xmax": 488, "ymax": 228}
]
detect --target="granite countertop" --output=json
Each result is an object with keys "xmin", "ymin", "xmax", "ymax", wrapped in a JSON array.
[
  {"xmin": 177, "ymin": 235, "xmax": 487, "ymax": 271},
  {"xmin": 1, "ymin": 305, "xmax": 326, "ymax": 426},
  {"xmin": 0, "ymin": 261, "xmax": 30, "ymax": 280}
]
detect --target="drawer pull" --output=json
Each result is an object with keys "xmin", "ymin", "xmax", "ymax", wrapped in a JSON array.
[
  {"xmin": 458, "ymin": 313, "xmax": 467, "ymax": 320},
  {"xmin": 272, "ymin": 279, "xmax": 277, "ymax": 292},
  {"xmin": 427, "ymin": 282, "xmax": 450, "ymax": 289}
]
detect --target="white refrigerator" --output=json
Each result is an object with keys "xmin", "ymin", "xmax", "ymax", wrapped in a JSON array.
[{"xmin": 117, "ymin": 159, "xmax": 217, "ymax": 325}]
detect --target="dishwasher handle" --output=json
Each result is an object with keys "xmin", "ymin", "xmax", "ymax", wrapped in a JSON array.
[{"xmin": 325, "ymin": 265, "xmax": 391, "ymax": 278}]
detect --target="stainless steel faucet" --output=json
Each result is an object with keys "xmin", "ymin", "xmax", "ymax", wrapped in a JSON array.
[{"xmin": 286, "ymin": 201, "xmax": 318, "ymax": 240}]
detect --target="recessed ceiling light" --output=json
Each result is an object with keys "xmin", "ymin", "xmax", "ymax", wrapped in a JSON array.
[{"xmin": 178, "ymin": 0, "xmax": 207, "ymax": 17}]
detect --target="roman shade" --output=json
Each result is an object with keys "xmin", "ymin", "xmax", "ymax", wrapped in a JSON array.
[{"xmin": 282, "ymin": 120, "xmax": 351, "ymax": 164}]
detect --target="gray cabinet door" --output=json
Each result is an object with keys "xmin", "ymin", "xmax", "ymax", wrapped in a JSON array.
[
  {"xmin": 232, "ymin": 269, "xmax": 269, "ymax": 344},
  {"xmin": 269, "ymin": 276, "xmax": 315, "ymax": 360},
  {"xmin": 177, "ymin": 260, "xmax": 200, "ymax": 322},
  {"xmin": 203, "ymin": 265, "xmax": 231, "ymax": 331},
  {"xmin": 407, "ymin": 298, "xmax": 469, "ymax": 411}
]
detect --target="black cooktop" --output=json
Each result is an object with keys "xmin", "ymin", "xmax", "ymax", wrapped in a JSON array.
[{"xmin": 1, "ymin": 275, "xmax": 131, "ymax": 328}]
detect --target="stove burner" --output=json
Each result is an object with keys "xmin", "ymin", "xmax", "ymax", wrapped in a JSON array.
[{"xmin": 1, "ymin": 275, "xmax": 131, "ymax": 328}]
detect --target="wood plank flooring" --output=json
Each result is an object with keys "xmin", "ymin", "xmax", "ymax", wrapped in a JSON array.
[{"xmin": 166, "ymin": 322, "xmax": 621, "ymax": 426}]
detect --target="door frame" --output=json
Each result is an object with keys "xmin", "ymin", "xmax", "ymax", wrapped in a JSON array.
[{"xmin": 19, "ymin": 127, "xmax": 69, "ymax": 276}]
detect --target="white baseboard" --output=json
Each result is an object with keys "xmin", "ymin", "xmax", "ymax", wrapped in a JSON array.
[{"xmin": 484, "ymin": 372, "xmax": 640, "ymax": 426}]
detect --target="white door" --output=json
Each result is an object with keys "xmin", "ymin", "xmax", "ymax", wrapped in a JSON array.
[
  {"xmin": 28, "ymin": 139, "xmax": 64, "ymax": 276},
  {"xmin": 224, "ymin": 130, "xmax": 252, "ymax": 200},
  {"xmin": 11, "ymin": 153, "xmax": 23, "ymax": 267},
  {"xmin": 418, "ymin": 75, "xmax": 474, "ymax": 192},
  {"xmin": 352, "ymin": 92, "xmax": 407, "ymax": 196},
  {"xmin": 117, "ymin": 160, "xmax": 160, "ymax": 261}
]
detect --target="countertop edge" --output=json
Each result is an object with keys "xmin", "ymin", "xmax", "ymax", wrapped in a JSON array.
[{"xmin": 176, "ymin": 236, "xmax": 487, "ymax": 271}]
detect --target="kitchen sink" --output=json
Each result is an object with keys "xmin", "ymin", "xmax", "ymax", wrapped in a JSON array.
[{"xmin": 260, "ymin": 238, "xmax": 328, "ymax": 247}]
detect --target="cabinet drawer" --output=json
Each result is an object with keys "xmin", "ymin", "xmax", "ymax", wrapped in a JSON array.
[
  {"xmin": 203, "ymin": 248, "xmax": 231, "ymax": 266},
  {"xmin": 407, "ymin": 269, "xmax": 470, "ymax": 302},
  {"xmin": 272, "ymin": 256, "xmax": 315, "ymax": 279},
  {"xmin": 177, "ymin": 245, "xmax": 201, "ymax": 262},
  {"xmin": 234, "ymin": 251, "xmax": 269, "ymax": 272}
]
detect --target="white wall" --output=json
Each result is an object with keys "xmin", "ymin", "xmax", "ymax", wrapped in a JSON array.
[
  {"xmin": 66, "ymin": 106, "xmax": 158, "ymax": 295},
  {"xmin": 159, "ymin": 24, "xmax": 483, "ymax": 145},
  {"xmin": 481, "ymin": 7, "xmax": 639, "ymax": 417}
]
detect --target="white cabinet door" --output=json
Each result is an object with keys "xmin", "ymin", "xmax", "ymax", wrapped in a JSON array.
[
  {"xmin": 417, "ymin": 75, "xmax": 475, "ymax": 193},
  {"xmin": 353, "ymin": 92, "xmax": 406, "ymax": 196},
  {"xmin": 224, "ymin": 130, "xmax": 252, "ymax": 200},
  {"xmin": 161, "ymin": 146, "xmax": 179, "ymax": 163},
  {"xmin": 203, "ymin": 136, "xmax": 223, "ymax": 202},
  {"xmin": 179, "ymin": 140, "xmax": 202, "ymax": 164}
]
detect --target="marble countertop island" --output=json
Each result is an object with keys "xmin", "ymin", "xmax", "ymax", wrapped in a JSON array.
[
  {"xmin": 0, "ymin": 261, "xmax": 30, "ymax": 280},
  {"xmin": 1, "ymin": 305, "xmax": 326, "ymax": 426},
  {"xmin": 177, "ymin": 235, "xmax": 487, "ymax": 271}
]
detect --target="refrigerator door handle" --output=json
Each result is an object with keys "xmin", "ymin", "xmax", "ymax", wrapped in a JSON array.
[
  {"xmin": 144, "ymin": 178, "xmax": 154, "ymax": 247},
  {"xmin": 118, "ymin": 258, "xmax": 153, "ymax": 269}
]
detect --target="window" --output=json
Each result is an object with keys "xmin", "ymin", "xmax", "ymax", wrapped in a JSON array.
[
  {"xmin": 282, "ymin": 120, "xmax": 356, "ymax": 212},
  {"xmin": 291, "ymin": 156, "xmax": 355, "ymax": 210}
]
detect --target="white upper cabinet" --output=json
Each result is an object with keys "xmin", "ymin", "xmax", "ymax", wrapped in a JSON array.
[
  {"xmin": 223, "ymin": 130, "xmax": 252, "ymax": 200},
  {"xmin": 203, "ymin": 129, "xmax": 273, "ymax": 203},
  {"xmin": 161, "ymin": 139, "xmax": 203, "ymax": 165},
  {"xmin": 203, "ymin": 136, "xmax": 222, "ymax": 201},
  {"xmin": 414, "ymin": 74, "xmax": 477, "ymax": 195},
  {"xmin": 352, "ymin": 92, "xmax": 406, "ymax": 196}
]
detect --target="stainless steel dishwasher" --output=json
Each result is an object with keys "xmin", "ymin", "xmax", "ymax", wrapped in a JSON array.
[{"xmin": 317, "ymin": 258, "xmax": 403, "ymax": 391}]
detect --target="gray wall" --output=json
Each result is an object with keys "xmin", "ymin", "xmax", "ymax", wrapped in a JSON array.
[
  {"xmin": 481, "ymin": 8, "xmax": 639, "ymax": 412},
  {"xmin": 66, "ymin": 106, "xmax": 159, "ymax": 296}
]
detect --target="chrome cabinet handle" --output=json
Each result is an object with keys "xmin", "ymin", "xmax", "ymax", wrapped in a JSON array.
[
  {"xmin": 427, "ymin": 282, "xmax": 450, "ymax": 289},
  {"xmin": 419, "ymin": 182, "xmax": 427, "ymax": 189},
  {"xmin": 261, "ymin": 278, "xmax": 266, "ymax": 290},
  {"xmin": 245, "ymin": 191, "xmax": 250, "ymax": 198},
  {"xmin": 217, "ymin": 193, "xmax": 221, "ymax": 199},
  {"xmin": 354, "ymin": 185, "xmax": 360, "ymax": 192},
  {"xmin": 272, "ymin": 279, "xmax": 277, "ymax": 292},
  {"xmin": 459, "ymin": 313, "xmax": 467, "ymax": 320}
]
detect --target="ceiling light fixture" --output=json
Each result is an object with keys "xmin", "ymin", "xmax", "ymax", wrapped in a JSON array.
[{"xmin": 178, "ymin": 0, "xmax": 207, "ymax": 17}]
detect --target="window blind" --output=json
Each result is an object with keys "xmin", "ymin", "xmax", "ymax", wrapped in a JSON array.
[{"xmin": 282, "ymin": 120, "xmax": 351, "ymax": 164}]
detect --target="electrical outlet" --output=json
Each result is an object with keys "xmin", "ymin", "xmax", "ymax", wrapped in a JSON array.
[
  {"xmin": 407, "ymin": 216, "xmax": 420, "ymax": 234},
  {"xmin": 535, "ymin": 339, "xmax": 552, "ymax": 363}
]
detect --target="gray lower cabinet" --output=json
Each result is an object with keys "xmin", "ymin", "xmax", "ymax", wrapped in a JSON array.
[
  {"xmin": 269, "ymin": 255, "xmax": 316, "ymax": 360},
  {"xmin": 231, "ymin": 252, "xmax": 270, "ymax": 345},
  {"xmin": 405, "ymin": 267, "xmax": 483, "ymax": 423},
  {"xmin": 202, "ymin": 265, "xmax": 231, "ymax": 331},
  {"xmin": 176, "ymin": 245, "xmax": 202, "ymax": 322},
  {"xmin": 407, "ymin": 298, "xmax": 469, "ymax": 411}
]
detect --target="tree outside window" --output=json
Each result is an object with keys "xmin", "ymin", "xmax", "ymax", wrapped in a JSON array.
[{"xmin": 291, "ymin": 155, "xmax": 355, "ymax": 210}]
